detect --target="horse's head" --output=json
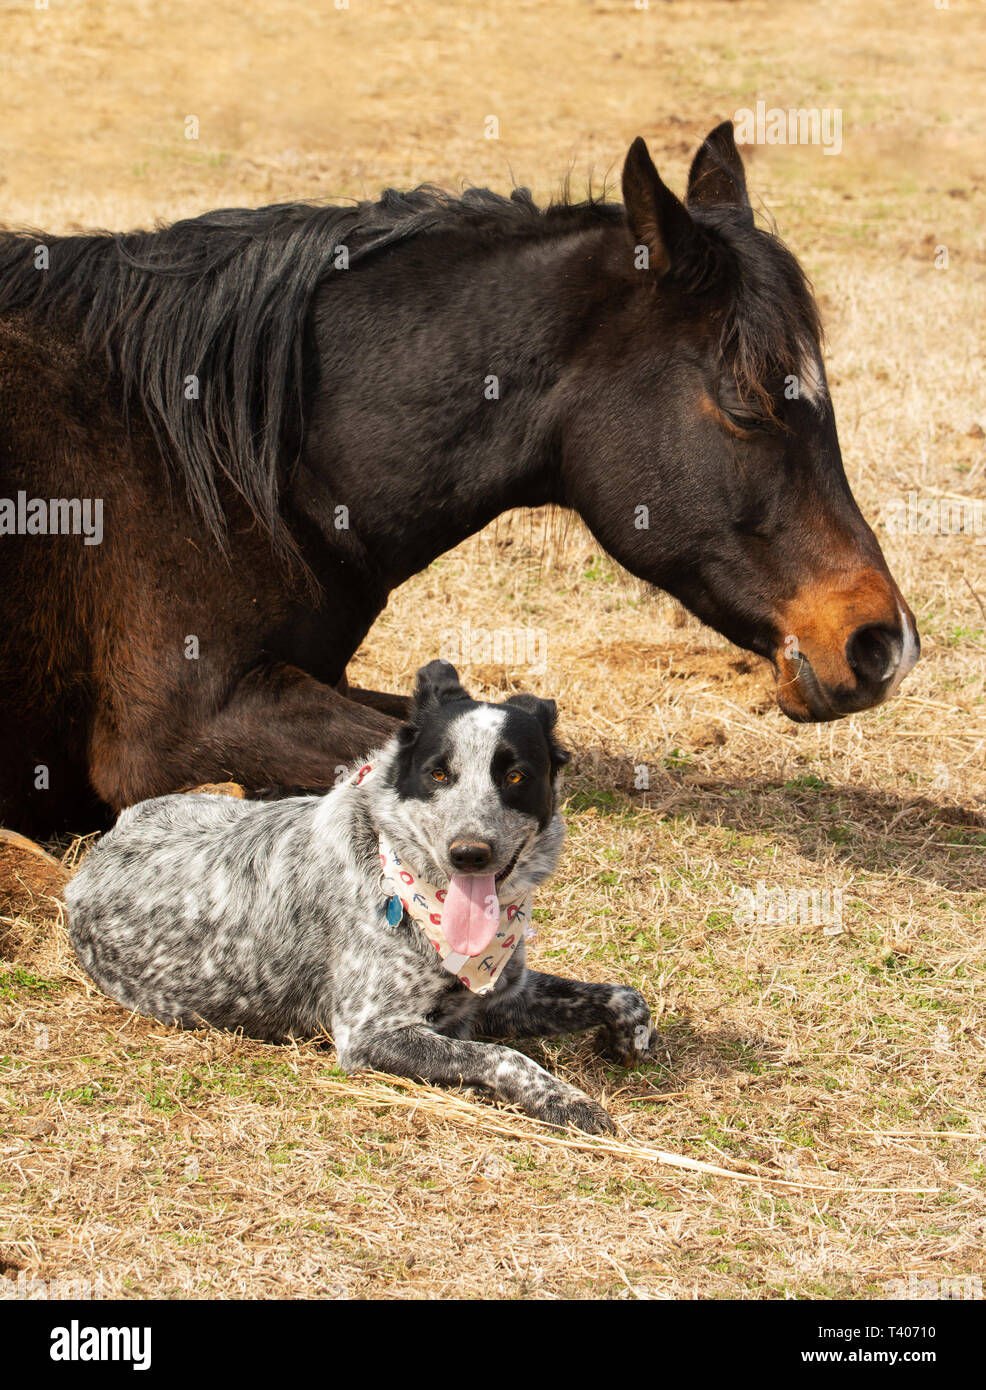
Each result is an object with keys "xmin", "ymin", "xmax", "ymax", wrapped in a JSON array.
[{"xmin": 561, "ymin": 123, "xmax": 918, "ymax": 720}]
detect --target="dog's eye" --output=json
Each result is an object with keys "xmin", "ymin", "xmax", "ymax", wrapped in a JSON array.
[
  {"xmin": 506, "ymin": 770, "xmax": 526, "ymax": 785},
  {"xmin": 430, "ymin": 768, "xmax": 448, "ymax": 783}
]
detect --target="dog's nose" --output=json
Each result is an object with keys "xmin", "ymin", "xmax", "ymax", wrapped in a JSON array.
[{"xmin": 448, "ymin": 839, "xmax": 493, "ymax": 872}]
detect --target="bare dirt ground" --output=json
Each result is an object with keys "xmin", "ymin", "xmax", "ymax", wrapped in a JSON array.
[{"xmin": 1, "ymin": 0, "xmax": 984, "ymax": 1299}]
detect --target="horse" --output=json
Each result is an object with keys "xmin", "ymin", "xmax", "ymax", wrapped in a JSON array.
[{"xmin": 0, "ymin": 122, "xmax": 918, "ymax": 838}]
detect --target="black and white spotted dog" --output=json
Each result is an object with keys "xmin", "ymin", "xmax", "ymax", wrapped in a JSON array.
[{"xmin": 66, "ymin": 660, "xmax": 654, "ymax": 1132}]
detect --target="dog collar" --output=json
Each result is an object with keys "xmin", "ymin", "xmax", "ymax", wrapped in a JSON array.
[{"xmin": 349, "ymin": 762, "xmax": 534, "ymax": 994}]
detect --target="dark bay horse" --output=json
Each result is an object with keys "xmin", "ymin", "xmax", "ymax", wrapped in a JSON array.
[{"xmin": 0, "ymin": 123, "xmax": 918, "ymax": 837}]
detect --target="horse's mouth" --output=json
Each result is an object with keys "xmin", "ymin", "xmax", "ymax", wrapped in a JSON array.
[
  {"xmin": 774, "ymin": 650, "xmax": 901, "ymax": 723},
  {"xmin": 774, "ymin": 654, "xmax": 834, "ymax": 722}
]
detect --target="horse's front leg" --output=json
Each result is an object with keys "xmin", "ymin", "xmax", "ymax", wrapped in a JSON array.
[
  {"xmin": 477, "ymin": 969, "xmax": 656, "ymax": 1065},
  {"xmin": 333, "ymin": 670, "xmax": 411, "ymax": 721},
  {"xmin": 90, "ymin": 661, "xmax": 398, "ymax": 809},
  {"xmin": 346, "ymin": 687, "xmax": 411, "ymax": 719},
  {"xmin": 338, "ymin": 1022, "xmax": 613, "ymax": 1133}
]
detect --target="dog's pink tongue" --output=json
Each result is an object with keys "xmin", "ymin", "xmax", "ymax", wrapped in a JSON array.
[{"xmin": 443, "ymin": 875, "xmax": 499, "ymax": 956}]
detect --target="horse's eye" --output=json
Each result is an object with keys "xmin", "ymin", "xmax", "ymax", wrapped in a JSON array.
[
  {"xmin": 506, "ymin": 770, "xmax": 525, "ymax": 785},
  {"xmin": 715, "ymin": 383, "xmax": 772, "ymax": 434},
  {"xmin": 721, "ymin": 401, "xmax": 767, "ymax": 433},
  {"xmin": 430, "ymin": 768, "xmax": 448, "ymax": 783}
]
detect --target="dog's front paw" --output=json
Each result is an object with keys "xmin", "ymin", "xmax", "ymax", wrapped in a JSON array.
[
  {"xmin": 536, "ymin": 1090, "xmax": 615, "ymax": 1134},
  {"xmin": 595, "ymin": 986, "xmax": 655, "ymax": 1065}
]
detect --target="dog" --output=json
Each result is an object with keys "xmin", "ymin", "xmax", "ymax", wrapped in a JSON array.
[{"xmin": 66, "ymin": 660, "xmax": 655, "ymax": 1132}]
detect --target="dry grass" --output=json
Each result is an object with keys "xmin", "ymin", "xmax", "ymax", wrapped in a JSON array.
[{"xmin": 2, "ymin": 0, "xmax": 985, "ymax": 1299}]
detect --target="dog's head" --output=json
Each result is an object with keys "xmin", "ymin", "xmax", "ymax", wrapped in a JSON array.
[{"xmin": 372, "ymin": 661, "xmax": 569, "ymax": 948}]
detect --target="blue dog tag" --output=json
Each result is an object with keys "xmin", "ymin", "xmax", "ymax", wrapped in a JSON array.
[{"xmin": 385, "ymin": 893, "xmax": 403, "ymax": 927}]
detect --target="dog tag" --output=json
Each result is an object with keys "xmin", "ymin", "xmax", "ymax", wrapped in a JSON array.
[{"xmin": 385, "ymin": 893, "xmax": 403, "ymax": 927}]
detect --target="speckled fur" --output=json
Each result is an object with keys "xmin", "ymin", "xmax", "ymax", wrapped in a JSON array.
[{"xmin": 66, "ymin": 662, "xmax": 654, "ymax": 1132}]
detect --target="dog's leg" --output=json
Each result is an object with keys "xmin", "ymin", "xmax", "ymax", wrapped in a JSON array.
[
  {"xmin": 339, "ymin": 1024, "xmax": 613, "ymax": 1133},
  {"xmin": 477, "ymin": 970, "xmax": 656, "ymax": 1065}
]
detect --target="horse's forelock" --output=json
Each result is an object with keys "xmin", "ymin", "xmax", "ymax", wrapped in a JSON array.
[{"xmin": 689, "ymin": 210, "xmax": 826, "ymax": 421}]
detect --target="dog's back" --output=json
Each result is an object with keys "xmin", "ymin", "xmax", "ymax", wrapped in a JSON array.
[{"xmin": 66, "ymin": 789, "xmax": 370, "ymax": 1038}]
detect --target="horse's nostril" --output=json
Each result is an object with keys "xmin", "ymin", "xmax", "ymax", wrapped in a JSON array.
[
  {"xmin": 846, "ymin": 623, "xmax": 900, "ymax": 688},
  {"xmin": 448, "ymin": 839, "xmax": 493, "ymax": 871}
]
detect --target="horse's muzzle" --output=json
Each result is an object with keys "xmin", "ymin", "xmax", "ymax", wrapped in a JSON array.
[{"xmin": 773, "ymin": 578, "xmax": 920, "ymax": 721}]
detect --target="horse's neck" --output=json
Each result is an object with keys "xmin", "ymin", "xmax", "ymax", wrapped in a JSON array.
[{"xmin": 301, "ymin": 222, "xmax": 614, "ymax": 588}]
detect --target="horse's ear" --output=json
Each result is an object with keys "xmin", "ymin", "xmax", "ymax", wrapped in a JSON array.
[
  {"xmin": 622, "ymin": 136, "xmax": 696, "ymax": 276},
  {"xmin": 410, "ymin": 659, "xmax": 471, "ymax": 721},
  {"xmin": 686, "ymin": 122, "xmax": 753, "ymax": 222}
]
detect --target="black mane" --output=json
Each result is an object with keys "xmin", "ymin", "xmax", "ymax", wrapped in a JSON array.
[
  {"xmin": 0, "ymin": 183, "xmax": 816, "ymax": 553},
  {"xmin": 0, "ymin": 186, "xmax": 606, "ymax": 556}
]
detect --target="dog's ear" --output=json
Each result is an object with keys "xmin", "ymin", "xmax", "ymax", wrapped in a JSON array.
[
  {"xmin": 410, "ymin": 660, "xmax": 471, "ymax": 722},
  {"xmin": 506, "ymin": 692, "xmax": 558, "ymax": 730},
  {"xmin": 505, "ymin": 694, "xmax": 571, "ymax": 769}
]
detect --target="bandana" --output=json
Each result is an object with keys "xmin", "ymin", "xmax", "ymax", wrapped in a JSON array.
[{"xmin": 349, "ymin": 762, "xmax": 534, "ymax": 994}]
